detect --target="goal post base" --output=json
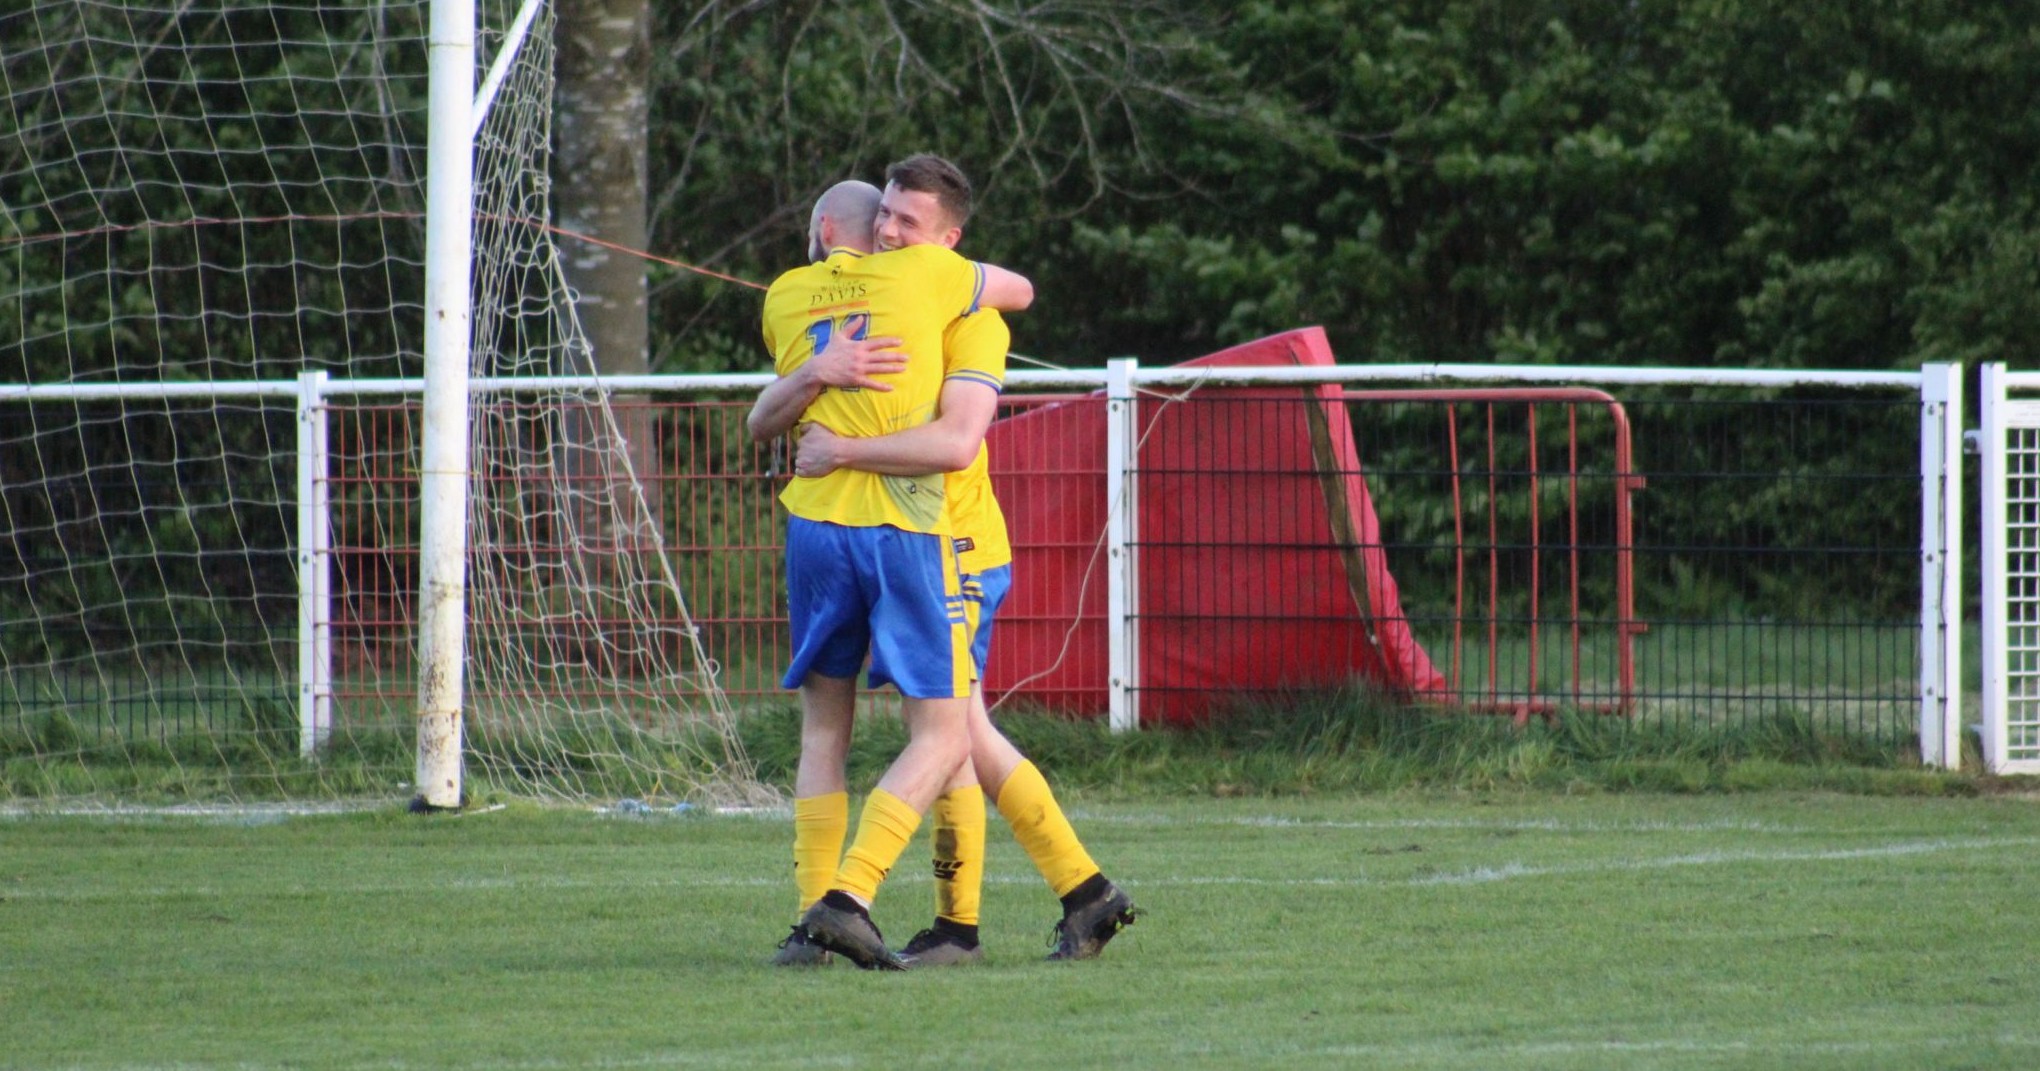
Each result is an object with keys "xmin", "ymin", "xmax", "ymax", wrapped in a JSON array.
[{"xmin": 407, "ymin": 794, "xmax": 467, "ymax": 815}]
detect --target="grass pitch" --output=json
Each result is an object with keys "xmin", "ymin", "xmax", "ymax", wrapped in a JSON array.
[{"xmin": 5, "ymin": 792, "xmax": 2039, "ymax": 1070}]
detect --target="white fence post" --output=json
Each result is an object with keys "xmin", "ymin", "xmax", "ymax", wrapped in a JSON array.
[
  {"xmin": 1917, "ymin": 363, "xmax": 1961, "ymax": 769},
  {"xmin": 1981, "ymin": 363, "xmax": 2003, "ymax": 773},
  {"xmin": 1105, "ymin": 358, "xmax": 1140, "ymax": 732},
  {"xmin": 296, "ymin": 372, "xmax": 333, "ymax": 758}
]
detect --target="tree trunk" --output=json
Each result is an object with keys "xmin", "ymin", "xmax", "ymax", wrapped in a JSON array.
[
  {"xmin": 552, "ymin": 0, "xmax": 664, "ymax": 658},
  {"xmin": 554, "ymin": 0, "xmax": 649, "ymax": 378}
]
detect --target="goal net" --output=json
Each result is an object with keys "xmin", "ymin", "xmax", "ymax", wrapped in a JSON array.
[{"xmin": 0, "ymin": 0, "xmax": 764, "ymax": 807}]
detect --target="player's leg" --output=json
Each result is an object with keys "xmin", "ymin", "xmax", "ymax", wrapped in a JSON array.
[
  {"xmin": 903, "ymin": 556, "xmax": 997, "ymax": 966},
  {"xmin": 770, "ymin": 674, "xmax": 855, "ymax": 967},
  {"xmin": 799, "ymin": 527, "xmax": 972, "ymax": 969},
  {"xmin": 791, "ymin": 673, "xmax": 854, "ymax": 905},
  {"xmin": 803, "ymin": 691, "xmax": 969, "ymax": 969},
  {"xmin": 829, "ymin": 694, "xmax": 973, "ymax": 907},
  {"xmin": 964, "ymin": 564, "xmax": 1139, "ymax": 960},
  {"xmin": 771, "ymin": 519, "xmax": 869, "ymax": 967},
  {"xmin": 975, "ymin": 705, "xmax": 1139, "ymax": 960},
  {"xmin": 901, "ymin": 711, "xmax": 986, "ymax": 965}
]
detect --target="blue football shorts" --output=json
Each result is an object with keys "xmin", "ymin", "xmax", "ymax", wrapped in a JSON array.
[
  {"xmin": 960, "ymin": 561, "xmax": 1012, "ymax": 679},
  {"xmin": 781, "ymin": 517, "xmax": 971, "ymax": 699}
]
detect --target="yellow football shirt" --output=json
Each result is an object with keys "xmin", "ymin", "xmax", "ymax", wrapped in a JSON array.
[
  {"xmin": 941, "ymin": 311, "xmax": 1013, "ymax": 574},
  {"xmin": 761, "ymin": 244, "xmax": 986, "ymax": 534}
]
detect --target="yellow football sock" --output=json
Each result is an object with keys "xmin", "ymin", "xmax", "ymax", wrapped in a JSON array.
[
  {"xmin": 791, "ymin": 791, "xmax": 849, "ymax": 912},
  {"xmin": 833, "ymin": 787, "xmax": 922, "ymax": 906},
  {"xmin": 931, "ymin": 785, "xmax": 986, "ymax": 926},
  {"xmin": 995, "ymin": 760, "xmax": 1100, "ymax": 897}
]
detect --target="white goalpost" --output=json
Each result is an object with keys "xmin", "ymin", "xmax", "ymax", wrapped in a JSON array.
[{"xmin": 413, "ymin": 0, "xmax": 481, "ymax": 810}]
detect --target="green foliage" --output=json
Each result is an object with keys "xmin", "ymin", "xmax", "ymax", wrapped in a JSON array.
[
  {"xmin": 663, "ymin": 1, "xmax": 2040, "ymax": 373},
  {"xmin": 2, "ymin": 5, "xmax": 418, "ymax": 658},
  {"xmin": 654, "ymin": 1, "xmax": 1261, "ymax": 366},
  {"xmin": 0, "ymin": 401, "xmax": 300, "ymax": 660},
  {"xmin": 0, "ymin": 2, "xmax": 429, "ymax": 384},
  {"xmin": 1622, "ymin": 391, "xmax": 1925, "ymax": 617},
  {"xmin": 224, "ymin": 695, "xmax": 300, "ymax": 764},
  {"xmin": 648, "ymin": 1, "xmax": 2035, "ymax": 619}
]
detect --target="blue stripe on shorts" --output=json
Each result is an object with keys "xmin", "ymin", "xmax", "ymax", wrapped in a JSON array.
[{"xmin": 961, "ymin": 561, "xmax": 1012, "ymax": 678}]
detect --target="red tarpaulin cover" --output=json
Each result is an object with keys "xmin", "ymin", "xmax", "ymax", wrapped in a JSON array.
[{"xmin": 983, "ymin": 327, "xmax": 1445, "ymax": 725}]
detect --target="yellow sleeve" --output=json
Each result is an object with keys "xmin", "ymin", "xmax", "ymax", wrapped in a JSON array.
[{"xmin": 943, "ymin": 310, "xmax": 1008, "ymax": 395}]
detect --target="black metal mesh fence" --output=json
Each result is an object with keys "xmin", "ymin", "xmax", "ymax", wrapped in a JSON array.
[{"xmin": 1123, "ymin": 387, "xmax": 1921, "ymax": 737}]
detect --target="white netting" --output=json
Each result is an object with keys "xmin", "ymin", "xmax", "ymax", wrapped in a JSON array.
[
  {"xmin": 454, "ymin": 0, "xmax": 765, "ymax": 805},
  {"xmin": 0, "ymin": 0, "xmax": 764, "ymax": 806}
]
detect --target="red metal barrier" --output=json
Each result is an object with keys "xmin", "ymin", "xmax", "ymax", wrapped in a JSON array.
[{"xmin": 1350, "ymin": 388, "xmax": 1643, "ymax": 721}]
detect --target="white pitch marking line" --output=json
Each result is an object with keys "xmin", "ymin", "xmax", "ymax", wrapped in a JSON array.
[
  {"xmin": 1076, "ymin": 812, "xmax": 1819, "ymax": 834},
  {"xmin": 12, "ymin": 836, "xmax": 2038, "ymax": 904},
  {"xmin": 1408, "ymin": 836, "xmax": 2040, "ymax": 886}
]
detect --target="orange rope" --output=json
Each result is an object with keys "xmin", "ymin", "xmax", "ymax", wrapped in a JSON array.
[{"xmin": 544, "ymin": 220, "xmax": 767, "ymax": 292}]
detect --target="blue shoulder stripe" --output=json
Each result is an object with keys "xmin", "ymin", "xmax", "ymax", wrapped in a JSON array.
[{"xmin": 945, "ymin": 369, "xmax": 1005, "ymax": 393}]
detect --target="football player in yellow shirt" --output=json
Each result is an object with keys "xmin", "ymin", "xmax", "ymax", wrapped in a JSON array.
[
  {"xmin": 748, "ymin": 169, "xmax": 1033, "ymax": 969},
  {"xmin": 791, "ymin": 155, "xmax": 1137, "ymax": 966}
]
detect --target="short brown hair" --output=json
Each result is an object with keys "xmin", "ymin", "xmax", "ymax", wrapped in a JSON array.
[{"xmin": 885, "ymin": 153, "xmax": 974, "ymax": 229}]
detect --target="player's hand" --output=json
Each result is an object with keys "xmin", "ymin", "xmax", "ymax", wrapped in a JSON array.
[
  {"xmin": 811, "ymin": 334, "xmax": 907, "ymax": 393},
  {"xmin": 793, "ymin": 423, "xmax": 848, "ymax": 478}
]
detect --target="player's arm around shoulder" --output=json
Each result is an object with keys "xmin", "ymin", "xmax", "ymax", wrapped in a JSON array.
[
  {"xmin": 795, "ymin": 376, "xmax": 999, "ymax": 479},
  {"xmin": 746, "ymin": 363, "xmax": 819, "ymax": 443},
  {"xmin": 745, "ymin": 334, "xmax": 912, "ymax": 443},
  {"xmin": 979, "ymin": 263, "xmax": 1032, "ymax": 312}
]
